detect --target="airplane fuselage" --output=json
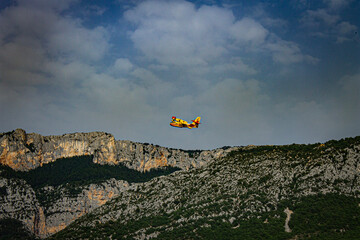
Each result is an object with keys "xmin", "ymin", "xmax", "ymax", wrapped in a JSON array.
[
  {"xmin": 170, "ymin": 121, "xmax": 189, "ymax": 128},
  {"xmin": 170, "ymin": 117, "xmax": 200, "ymax": 129}
]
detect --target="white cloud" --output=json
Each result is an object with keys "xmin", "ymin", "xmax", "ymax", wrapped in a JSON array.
[
  {"xmin": 300, "ymin": 2, "xmax": 358, "ymax": 43},
  {"xmin": 49, "ymin": 23, "xmax": 109, "ymax": 62},
  {"xmin": 251, "ymin": 4, "xmax": 289, "ymax": 30},
  {"xmin": 323, "ymin": 0, "xmax": 352, "ymax": 10},
  {"xmin": 0, "ymin": 0, "xmax": 110, "ymax": 90},
  {"xmin": 302, "ymin": 9, "xmax": 340, "ymax": 26},
  {"xmin": 124, "ymin": 1, "xmax": 265, "ymax": 66},
  {"xmin": 148, "ymin": 64, "xmax": 170, "ymax": 71},
  {"xmin": 335, "ymin": 21, "xmax": 357, "ymax": 42},
  {"xmin": 0, "ymin": 0, "xmax": 151, "ymax": 138},
  {"xmin": 213, "ymin": 58, "xmax": 257, "ymax": 75},
  {"xmin": 83, "ymin": 5, "xmax": 107, "ymax": 16},
  {"xmin": 16, "ymin": 0, "xmax": 75, "ymax": 12},
  {"xmin": 49, "ymin": 61, "xmax": 95, "ymax": 88},
  {"xmin": 124, "ymin": 0, "xmax": 315, "ymax": 68},
  {"xmin": 266, "ymin": 37, "xmax": 319, "ymax": 64},
  {"xmin": 113, "ymin": 58, "xmax": 134, "ymax": 73},
  {"xmin": 0, "ymin": 0, "xmax": 108, "ymax": 63},
  {"xmin": 124, "ymin": 0, "xmax": 230, "ymax": 66},
  {"xmin": 335, "ymin": 21, "xmax": 357, "ymax": 35},
  {"xmin": 229, "ymin": 17, "xmax": 268, "ymax": 45},
  {"xmin": 131, "ymin": 67, "xmax": 161, "ymax": 86}
]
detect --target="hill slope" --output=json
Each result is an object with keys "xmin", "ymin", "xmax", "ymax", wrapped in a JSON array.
[
  {"xmin": 50, "ymin": 137, "xmax": 360, "ymax": 239},
  {"xmin": 1, "ymin": 129, "xmax": 238, "ymax": 238}
]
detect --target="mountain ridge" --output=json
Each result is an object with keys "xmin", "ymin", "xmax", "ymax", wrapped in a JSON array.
[
  {"xmin": 0, "ymin": 129, "xmax": 236, "ymax": 172},
  {"xmin": 1, "ymin": 129, "xmax": 359, "ymax": 239}
]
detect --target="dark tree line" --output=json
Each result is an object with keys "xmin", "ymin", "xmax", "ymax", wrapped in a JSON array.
[{"xmin": 0, "ymin": 155, "xmax": 180, "ymax": 190}]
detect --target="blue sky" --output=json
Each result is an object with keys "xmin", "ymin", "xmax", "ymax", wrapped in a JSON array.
[{"xmin": 0, "ymin": 0, "xmax": 359, "ymax": 149}]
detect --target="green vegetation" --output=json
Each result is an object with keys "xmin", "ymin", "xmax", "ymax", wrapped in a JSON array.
[
  {"xmin": 185, "ymin": 149, "xmax": 202, "ymax": 158},
  {"xmin": 0, "ymin": 186, "xmax": 7, "ymax": 197},
  {"xmin": 289, "ymin": 194, "xmax": 360, "ymax": 239},
  {"xmin": 228, "ymin": 136, "xmax": 360, "ymax": 160},
  {"xmin": 0, "ymin": 155, "xmax": 180, "ymax": 188},
  {"xmin": 0, "ymin": 155, "xmax": 180, "ymax": 208},
  {"xmin": 49, "ymin": 193, "xmax": 360, "ymax": 240},
  {"xmin": 0, "ymin": 218, "xmax": 37, "ymax": 240},
  {"xmin": 162, "ymin": 194, "xmax": 360, "ymax": 239}
]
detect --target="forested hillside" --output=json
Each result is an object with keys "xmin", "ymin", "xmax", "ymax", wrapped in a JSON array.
[{"xmin": 49, "ymin": 137, "xmax": 360, "ymax": 239}]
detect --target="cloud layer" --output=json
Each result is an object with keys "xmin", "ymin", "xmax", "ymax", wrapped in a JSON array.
[
  {"xmin": 0, "ymin": 0, "xmax": 359, "ymax": 149},
  {"xmin": 124, "ymin": 0, "xmax": 318, "ymax": 67}
]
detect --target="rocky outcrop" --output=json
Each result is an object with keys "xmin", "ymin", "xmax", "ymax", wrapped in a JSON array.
[
  {"xmin": 284, "ymin": 207, "xmax": 293, "ymax": 233},
  {"xmin": 0, "ymin": 177, "xmax": 45, "ymax": 236},
  {"xmin": 0, "ymin": 129, "xmax": 105, "ymax": 171},
  {"xmin": 0, "ymin": 129, "xmax": 236, "ymax": 172},
  {"xmin": 0, "ymin": 176, "xmax": 129, "ymax": 238},
  {"xmin": 43, "ymin": 179, "xmax": 129, "ymax": 237}
]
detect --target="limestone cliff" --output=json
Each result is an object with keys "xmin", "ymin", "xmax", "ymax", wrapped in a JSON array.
[
  {"xmin": 0, "ymin": 129, "xmax": 235, "ymax": 172},
  {"xmin": 0, "ymin": 177, "xmax": 45, "ymax": 236},
  {"xmin": 0, "ymin": 176, "xmax": 129, "ymax": 238}
]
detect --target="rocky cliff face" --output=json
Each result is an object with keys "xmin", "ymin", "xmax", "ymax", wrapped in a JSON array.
[
  {"xmin": 0, "ymin": 177, "xmax": 43, "ymax": 236},
  {"xmin": 41, "ymin": 179, "xmax": 129, "ymax": 237},
  {"xmin": 0, "ymin": 175, "xmax": 129, "ymax": 238},
  {"xmin": 0, "ymin": 129, "xmax": 235, "ymax": 172}
]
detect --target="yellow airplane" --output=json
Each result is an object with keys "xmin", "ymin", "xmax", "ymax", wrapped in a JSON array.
[{"xmin": 170, "ymin": 116, "xmax": 201, "ymax": 129}]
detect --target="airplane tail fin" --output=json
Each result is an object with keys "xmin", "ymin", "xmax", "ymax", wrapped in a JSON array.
[
  {"xmin": 194, "ymin": 117, "xmax": 201, "ymax": 124},
  {"xmin": 190, "ymin": 117, "xmax": 201, "ymax": 128}
]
